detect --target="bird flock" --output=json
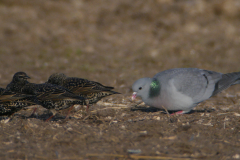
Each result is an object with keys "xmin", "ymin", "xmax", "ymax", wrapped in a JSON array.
[
  {"xmin": 0, "ymin": 72, "xmax": 119, "ymax": 121},
  {"xmin": 1, "ymin": 68, "xmax": 240, "ymax": 121}
]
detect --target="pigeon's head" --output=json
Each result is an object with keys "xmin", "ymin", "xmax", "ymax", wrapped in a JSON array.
[
  {"xmin": 12, "ymin": 72, "xmax": 30, "ymax": 82},
  {"xmin": 132, "ymin": 78, "xmax": 152, "ymax": 101},
  {"xmin": 46, "ymin": 73, "xmax": 67, "ymax": 85}
]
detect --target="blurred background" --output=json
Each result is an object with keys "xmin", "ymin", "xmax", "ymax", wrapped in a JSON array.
[{"xmin": 0, "ymin": 0, "xmax": 240, "ymax": 95}]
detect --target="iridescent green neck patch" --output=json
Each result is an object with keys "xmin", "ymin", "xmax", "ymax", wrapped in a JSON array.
[{"xmin": 149, "ymin": 79, "xmax": 160, "ymax": 98}]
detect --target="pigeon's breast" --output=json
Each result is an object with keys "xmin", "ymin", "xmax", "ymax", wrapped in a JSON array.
[{"xmin": 147, "ymin": 79, "xmax": 195, "ymax": 111}]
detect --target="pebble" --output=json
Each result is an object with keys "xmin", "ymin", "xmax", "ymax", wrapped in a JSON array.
[
  {"xmin": 127, "ymin": 149, "xmax": 141, "ymax": 154},
  {"xmin": 233, "ymin": 154, "xmax": 240, "ymax": 159}
]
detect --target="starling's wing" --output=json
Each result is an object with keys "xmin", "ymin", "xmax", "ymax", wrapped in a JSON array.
[
  {"xmin": 0, "ymin": 91, "xmax": 35, "ymax": 102},
  {"xmin": 36, "ymin": 84, "xmax": 85, "ymax": 101},
  {"xmin": 64, "ymin": 77, "xmax": 116, "ymax": 95}
]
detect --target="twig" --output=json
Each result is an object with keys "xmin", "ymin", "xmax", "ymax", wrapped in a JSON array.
[
  {"xmin": 97, "ymin": 101, "xmax": 129, "ymax": 107},
  {"xmin": 161, "ymin": 105, "xmax": 170, "ymax": 116},
  {"xmin": 161, "ymin": 105, "xmax": 173, "ymax": 122},
  {"xmin": 91, "ymin": 106, "xmax": 129, "ymax": 113},
  {"xmin": 86, "ymin": 153, "xmax": 197, "ymax": 160}
]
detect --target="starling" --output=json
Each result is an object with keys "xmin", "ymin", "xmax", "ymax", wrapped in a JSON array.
[
  {"xmin": 6, "ymin": 72, "xmax": 30, "ymax": 92},
  {"xmin": 0, "ymin": 87, "xmax": 38, "ymax": 117},
  {"xmin": 46, "ymin": 73, "xmax": 120, "ymax": 111},
  {"xmin": 0, "ymin": 88, "xmax": 5, "ymax": 95},
  {"xmin": 6, "ymin": 72, "xmax": 86, "ymax": 121}
]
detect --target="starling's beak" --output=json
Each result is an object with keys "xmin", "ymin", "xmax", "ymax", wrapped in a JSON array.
[
  {"xmin": 132, "ymin": 92, "xmax": 137, "ymax": 101},
  {"xmin": 25, "ymin": 75, "xmax": 31, "ymax": 79}
]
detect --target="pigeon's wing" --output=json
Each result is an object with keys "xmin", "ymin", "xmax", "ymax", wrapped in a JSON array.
[{"xmin": 156, "ymin": 68, "xmax": 222, "ymax": 104}]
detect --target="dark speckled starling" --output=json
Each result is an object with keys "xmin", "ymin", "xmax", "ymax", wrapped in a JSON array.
[
  {"xmin": 6, "ymin": 72, "xmax": 86, "ymax": 121},
  {"xmin": 6, "ymin": 72, "xmax": 30, "ymax": 92},
  {"xmin": 46, "ymin": 73, "xmax": 120, "ymax": 111},
  {"xmin": 0, "ymin": 87, "xmax": 38, "ymax": 116},
  {"xmin": 0, "ymin": 88, "xmax": 5, "ymax": 95}
]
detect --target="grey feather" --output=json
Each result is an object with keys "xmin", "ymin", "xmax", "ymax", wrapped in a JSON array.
[{"xmin": 212, "ymin": 72, "xmax": 240, "ymax": 96}]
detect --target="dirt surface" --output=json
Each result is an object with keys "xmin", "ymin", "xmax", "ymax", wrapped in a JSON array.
[{"xmin": 0, "ymin": 0, "xmax": 240, "ymax": 159}]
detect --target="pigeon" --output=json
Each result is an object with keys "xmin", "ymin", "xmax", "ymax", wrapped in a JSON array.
[
  {"xmin": 46, "ymin": 73, "xmax": 120, "ymax": 111},
  {"xmin": 0, "ymin": 87, "xmax": 38, "ymax": 117},
  {"xmin": 132, "ymin": 68, "xmax": 240, "ymax": 114},
  {"xmin": 6, "ymin": 72, "xmax": 86, "ymax": 121}
]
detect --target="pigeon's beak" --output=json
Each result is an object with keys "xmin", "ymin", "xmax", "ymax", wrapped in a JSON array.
[{"xmin": 132, "ymin": 92, "xmax": 137, "ymax": 101}]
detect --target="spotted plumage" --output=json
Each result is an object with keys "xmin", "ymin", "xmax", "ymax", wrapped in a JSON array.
[
  {"xmin": 6, "ymin": 72, "xmax": 86, "ymax": 121},
  {"xmin": 6, "ymin": 72, "xmax": 30, "ymax": 93},
  {"xmin": 0, "ymin": 87, "xmax": 38, "ymax": 116},
  {"xmin": 46, "ymin": 73, "xmax": 120, "ymax": 109},
  {"xmin": 0, "ymin": 88, "xmax": 5, "ymax": 94}
]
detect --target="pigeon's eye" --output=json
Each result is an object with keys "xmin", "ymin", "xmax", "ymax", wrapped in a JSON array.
[{"xmin": 139, "ymin": 87, "xmax": 142, "ymax": 90}]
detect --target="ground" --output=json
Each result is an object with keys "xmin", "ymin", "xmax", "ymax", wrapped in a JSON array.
[{"xmin": 0, "ymin": 0, "xmax": 240, "ymax": 159}]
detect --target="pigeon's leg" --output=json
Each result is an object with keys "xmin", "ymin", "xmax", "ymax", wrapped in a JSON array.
[
  {"xmin": 170, "ymin": 110, "xmax": 189, "ymax": 115},
  {"xmin": 45, "ymin": 110, "xmax": 57, "ymax": 122},
  {"xmin": 65, "ymin": 105, "xmax": 74, "ymax": 119}
]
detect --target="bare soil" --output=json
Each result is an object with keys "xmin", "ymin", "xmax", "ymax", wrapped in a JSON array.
[{"xmin": 0, "ymin": 0, "xmax": 240, "ymax": 159}]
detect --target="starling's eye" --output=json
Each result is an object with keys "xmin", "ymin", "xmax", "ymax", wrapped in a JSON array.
[{"xmin": 139, "ymin": 87, "xmax": 142, "ymax": 90}]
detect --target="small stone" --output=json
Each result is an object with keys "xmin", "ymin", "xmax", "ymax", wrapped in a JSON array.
[
  {"xmin": 67, "ymin": 127, "xmax": 73, "ymax": 131},
  {"xmin": 234, "ymin": 113, "xmax": 240, "ymax": 117},
  {"xmin": 127, "ymin": 149, "xmax": 141, "ymax": 154},
  {"xmin": 106, "ymin": 116, "xmax": 112, "ymax": 120},
  {"xmin": 156, "ymin": 151, "xmax": 160, "ymax": 154},
  {"xmin": 121, "ymin": 113, "xmax": 126, "ymax": 117},
  {"xmin": 233, "ymin": 154, "xmax": 240, "ymax": 159},
  {"xmin": 153, "ymin": 116, "xmax": 161, "ymax": 120},
  {"xmin": 139, "ymin": 131, "xmax": 148, "ymax": 135},
  {"xmin": 120, "ymin": 125, "xmax": 125, "ymax": 129}
]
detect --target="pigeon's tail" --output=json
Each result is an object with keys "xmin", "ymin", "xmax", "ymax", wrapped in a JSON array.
[{"xmin": 212, "ymin": 71, "xmax": 240, "ymax": 96}]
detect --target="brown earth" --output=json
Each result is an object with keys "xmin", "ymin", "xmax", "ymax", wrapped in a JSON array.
[{"xmin": 0, "ymin": 0, "xmax": 240, "ymax": 159}]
